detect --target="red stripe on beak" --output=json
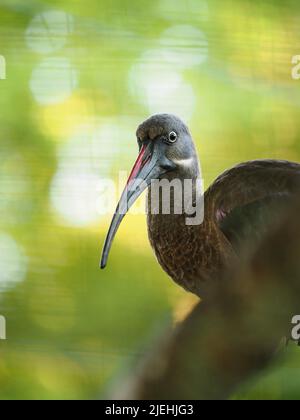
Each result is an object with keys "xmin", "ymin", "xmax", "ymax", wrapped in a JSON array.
[{"xmin": 126, "ymin": 144, "xmax": 150, "ymax": 185}]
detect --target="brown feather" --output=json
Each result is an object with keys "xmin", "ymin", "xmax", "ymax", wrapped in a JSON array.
[{"xmin": 147, "ymin": 159, "xmax": 300, "ymax": 298}]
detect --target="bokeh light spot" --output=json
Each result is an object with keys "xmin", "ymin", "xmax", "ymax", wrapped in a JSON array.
[
  {"xmin": 50, "ymin": 169, "xmax": 103, "ymax": 227},
  {"xmin": 30, "ymin": 57, "xmax": 78, "ymax": 105},
  {"xmin": 129, "ymin": 52, "xmax": 196, "ymax": 121},
  {"xmin": 49, "ymin": 117, "xmax": 140, "ymax": 227},
  {"xmin": 26, "ymin": 10, "xmax": 74, "ymax": 54},
  {"xmin": 0, "ymin": 234, "xmax": 28, "ymax": 292},
  {"xmin": 159, "ymin": 25, "xmax": 209, "ymax": 68}
]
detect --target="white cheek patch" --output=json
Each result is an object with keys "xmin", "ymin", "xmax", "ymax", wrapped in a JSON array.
[{"xmin": 173, "ymin": 157, "xmax": 195, "ymax": 168}]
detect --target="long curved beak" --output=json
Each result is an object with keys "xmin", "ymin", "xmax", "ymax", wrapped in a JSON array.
[{"xmin": 100, "ymin": 142, "xmax": 160, "ymax": 269}]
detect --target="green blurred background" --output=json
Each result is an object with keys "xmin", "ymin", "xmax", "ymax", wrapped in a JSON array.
[{"xmin": 0, "ymin": 0, "xmax": 300, "ymax": 400}]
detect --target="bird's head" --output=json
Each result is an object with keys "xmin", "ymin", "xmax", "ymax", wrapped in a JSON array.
[
  {"xmin": 100, "ymin": 113, "xmax": 200, "ymax": 268},
  {"xmin": 135, "ymin": 113, "xmax": 199, "ymax": 179}
]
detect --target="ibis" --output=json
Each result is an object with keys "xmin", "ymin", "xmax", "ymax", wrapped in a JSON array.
[{"xmin": 101, "ymin": 114, "xmax": 300, "ymax": 298}]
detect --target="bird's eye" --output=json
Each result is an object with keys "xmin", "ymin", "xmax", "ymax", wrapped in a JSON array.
[{"xmin": 168, "ymin": 131, "xmax": 177, "ymax": 143}]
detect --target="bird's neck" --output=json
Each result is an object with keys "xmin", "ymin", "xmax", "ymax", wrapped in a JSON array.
[{"xmin": 147, "ymin": 157, "xmax": 203, "ymax": 218}]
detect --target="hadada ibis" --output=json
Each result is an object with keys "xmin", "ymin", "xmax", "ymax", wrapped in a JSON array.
[{"xmin": 101, "ymin": 114, "xmax": 300, "ymax": 298}]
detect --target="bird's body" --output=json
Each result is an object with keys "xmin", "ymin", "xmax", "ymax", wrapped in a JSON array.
[
  {"xmin": 148, "ymin": 159, "xmax": 300, "ymax": 297},
  {"xmin": 101, "ymin": 114, "xmax": 300, "ymax": 299}
]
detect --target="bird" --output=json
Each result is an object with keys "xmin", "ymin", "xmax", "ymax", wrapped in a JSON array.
[{"xmin": 101, "ymin": 114, "xmax": 300, "ymax": 298}]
